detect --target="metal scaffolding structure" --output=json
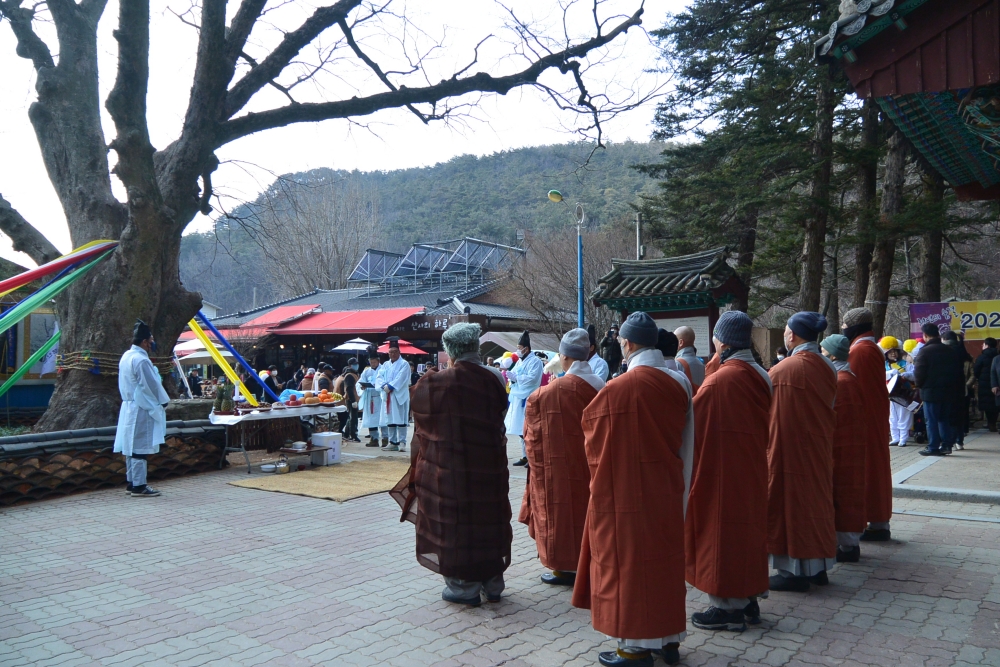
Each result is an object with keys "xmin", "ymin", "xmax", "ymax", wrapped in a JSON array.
[{"xmin": 347, "ymin": 238, "xmax": 524, "ymax": 297}]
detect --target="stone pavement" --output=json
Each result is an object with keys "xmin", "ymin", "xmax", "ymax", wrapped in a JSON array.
[
  {"xmin": 1, "ymin": 436, "xmax": 1000, "ymax": 666},
  {"xmin": 892, "ymin": 429, "xmax": 1000, "ymax": 503}
]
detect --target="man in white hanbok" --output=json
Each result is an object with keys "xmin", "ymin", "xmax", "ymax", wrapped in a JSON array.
[
  {"xmin": 506, "ymin": 331, "xmax": 544, "ymax": 467},
  {"xmin": 381, "ymin": 338, "xmax": 412, "ymax": 452},
  {"xmin": 586, "ymin": 324, "xmax": 610, "ymax": 382},
  {"xmin": 113, "ymin": 320, "xmax": 170, "ymax": 498},
  {"xmin": 359, "ymin": 347, "xmax": 387, "ymax": 447}
]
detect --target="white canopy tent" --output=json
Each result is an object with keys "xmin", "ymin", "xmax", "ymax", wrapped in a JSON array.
[
  {"xmin": 331, "ymin": 337, "xmax": 373, "ymax": 352},
  {"xmin": 176, "ymin": 348, "xmax": 235, "ymax": 365}
]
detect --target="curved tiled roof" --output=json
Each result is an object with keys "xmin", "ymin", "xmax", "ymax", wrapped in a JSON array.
[
  {"xmin": 814, "ymin": 0, "xmax": 930, "ymax": 61},
  {"xmin": 592, "ymin": 248, "xmax": 736, "ymax": 302}
]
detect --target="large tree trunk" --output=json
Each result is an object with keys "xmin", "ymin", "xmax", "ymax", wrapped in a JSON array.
[
  {"xmin": 917, "ymin": 167, "xmax": 945, "ymax": 303},
  {"xmin": 25, "ymin": 2, "xmax": 204, "ymax": 432},
  {"xmin": 799, "ymin": 68, "xmax": 835, "ymax": 311},
  {"xmin": 734, "ymin": 207, "xmax": 759, "ymax": 312},
  {"xmin": 865, "ymin": 130, "xmax": 908, "ymax": 338},
  {"xmin": 822, "ymin": 244, "xmax": 840, "ymax": 334},
  {"xmin": 853, "ymin": 99, "xmax": 879, "ymax": 307}
]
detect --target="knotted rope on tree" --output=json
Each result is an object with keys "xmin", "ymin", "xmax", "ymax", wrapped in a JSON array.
[{"xmin": 57, "ymin": 351, "xmax": 175, "ymax": 376}]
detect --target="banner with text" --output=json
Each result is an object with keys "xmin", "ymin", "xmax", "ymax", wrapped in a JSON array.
[{"xmin": 908, "ymin": 301, "xmax": 1000, "ymax": 340}]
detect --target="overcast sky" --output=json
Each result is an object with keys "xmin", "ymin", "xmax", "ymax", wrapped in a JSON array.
[{"xmin": 0, "ymin": 0, "xmax": 686, "ymax": 266}]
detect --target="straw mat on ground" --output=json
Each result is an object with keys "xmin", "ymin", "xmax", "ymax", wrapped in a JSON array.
[{"xmin": 228, "ymin": 457, "xmax": 410, "ymax": 502}]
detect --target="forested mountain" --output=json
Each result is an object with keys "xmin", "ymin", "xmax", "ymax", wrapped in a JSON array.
[{"xmin": 180, "ymin": 141, "xmax": 663, "ymax": 314}]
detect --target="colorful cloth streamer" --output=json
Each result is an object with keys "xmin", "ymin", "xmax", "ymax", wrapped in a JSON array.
[
  {"xmin": 0, "ymin": 250, "xmax": 114, "ymax": 340},
  {"xmin": 0, "ymin": 240, "xmax": 118, "ymax": 299},
  {"xmin": 0, "ymin": 330, "xmax": 61, "ymax": 400},
  {"xmin": 195, "ymin": 311, "xmax": 281, "ymax": 403},
  {"xmin": 187, "ymin": 318, "xmax": 258, "ymax": 406}
]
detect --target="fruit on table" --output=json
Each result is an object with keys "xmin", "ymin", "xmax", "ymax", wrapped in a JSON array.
[{"xmin": 304, "ymin": 391, "xmax": 314, "ymax": 399}]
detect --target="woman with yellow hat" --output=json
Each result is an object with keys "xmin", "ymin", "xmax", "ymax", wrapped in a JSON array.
[{"xmin": 882, "ymin": 337, "xmax": 914, "ymax": 447}]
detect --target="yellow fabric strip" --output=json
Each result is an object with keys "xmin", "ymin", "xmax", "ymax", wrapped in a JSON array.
[{"xmin": 188, "ymin": 318, "xmax": 258, "ymax": 406}]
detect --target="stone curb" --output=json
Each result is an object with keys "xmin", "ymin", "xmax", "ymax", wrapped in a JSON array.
[{"xmin": 893, "ymin": 483, "xmax": 1000, "ymax": 505}]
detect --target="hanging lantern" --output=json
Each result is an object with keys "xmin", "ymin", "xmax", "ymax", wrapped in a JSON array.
[{"xmin": 547, "ymin": 190, "xmax": 563, "ymax": 203}]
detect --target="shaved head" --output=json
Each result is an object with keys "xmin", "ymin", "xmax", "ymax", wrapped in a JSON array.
[{"xmin": 674, "ymin": 326, "xmax": 696, "ymax": 348}]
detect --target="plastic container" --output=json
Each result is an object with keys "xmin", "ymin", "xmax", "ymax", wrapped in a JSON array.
[{"xmin": 310, "ymin": 432, "xmax": 342, "ymax": 465}]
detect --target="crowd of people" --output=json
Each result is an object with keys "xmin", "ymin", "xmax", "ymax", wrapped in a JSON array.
[{"xmin": 388, "ymin": 306, "xmax": 999, "ymax": 667}]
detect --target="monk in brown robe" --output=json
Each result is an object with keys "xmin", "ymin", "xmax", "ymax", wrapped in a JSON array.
[
  {"xmin": 820, "ymin": 334, "xmax": 868, "ymax": 563},
  {"xmin": 767, "ymin": 311, "xmax": 838, "ymax": 592},
  {"xmin": 390, "ymin": 323, "xmax": 511, "ymax": 606},
  {"xmin": 572, "ymin": 311, "xmax": 693, "ymax": 667},
  {"xmin": 841, "ymin": 307, "xmax": 893, "ymax": 542},
  {"xmin": 520, "ymin": 328, "xmax": 605, "ymax": 587},
  {"xmin": 686, "ymin": 311, "xmax": 772, "ymax": 632}
]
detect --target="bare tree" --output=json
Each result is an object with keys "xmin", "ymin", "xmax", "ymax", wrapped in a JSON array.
[
  {"xmin": 246, "ymin": 175, "xmax": 380, "ymax": 299},
  {"xmin": 0, "ymin": 0, "xmax": 648, "ymax": 429},
  {"xmin": 500, "ymin": 219, "xmax": 638, "ymax": 335}
]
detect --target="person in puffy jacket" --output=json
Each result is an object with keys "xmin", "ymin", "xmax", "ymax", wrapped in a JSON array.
[
  {"xmin": 913, "ymin": 324, "xmax": 965, "ymax": 456},
  {"xmin": 974, "ymin": 338, "xmax": 999, "ymax": 431}
]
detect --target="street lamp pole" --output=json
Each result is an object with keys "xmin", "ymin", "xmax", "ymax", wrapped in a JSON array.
[
  {"xmin": 575, "ymin": 204, "xmax": 585, "ymax": 328},
  {"xmin": 547, "ymin": 190, "xmax": 585, "ymax": 328}
]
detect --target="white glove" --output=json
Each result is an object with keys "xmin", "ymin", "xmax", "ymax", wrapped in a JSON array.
[
  {"xmin": 352, "ymin": 402, "xmax": 358, "ymax": 409},
  {"xmin": 508, "ymin": 370, "xmax": 518, "ymax": 382}
]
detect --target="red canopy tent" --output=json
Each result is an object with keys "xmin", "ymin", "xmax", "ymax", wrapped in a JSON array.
[{"xmin": 377, "ymin": 338, "xmax": 426, "ymax": 355}]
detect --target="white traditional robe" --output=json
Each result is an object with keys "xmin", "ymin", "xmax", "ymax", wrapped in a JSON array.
[
  {"xmin": 359, "ymin": 364, "xmax": 384, "ymax": 429},
  {"xmin": 374, "ymin": 362, "xmax": 391, "ymax": 428},
  {"xmin": 504, "ymin": 352, "xmax": 544, "ymax": 437},
  {"xmin": 588, "ymin": 354, "xmax": 609, "ymax": 382},
  {"xmin": 113, "ymin": 345, "xmax": 170, "ymax": 457},
  {"xmin": 382, "ymin": 356, "xmax": 411, "ymax": 425}
]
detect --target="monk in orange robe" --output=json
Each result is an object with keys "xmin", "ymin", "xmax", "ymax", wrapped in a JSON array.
[
  {"xmin": 767, "ymin": 311, "xmax": 838, "ymax": 592},
  {"xmin": 820, "ymin": 334, "xmax": 868, "ymax": 563},
  {"xmin": 572, "ymin": 312, "xmax": 693, "ymax": 667},
  {"xmin": 686, "ymin": 311, "xmax": 771, "ymax": 632},
  {"xmin": 841, "ymin": 307, "xmax": 893, "ymax": 542},
  {"xmin": 704, "ymin": 352, "xmax": 721, "ymax": 378},
  {"xmin": 520, "ymin": 328, "xmax": 605, "ymax": 586},
  {"xmin": 674, "ymin": 325, "xmax": 705, "ymax": 392}
]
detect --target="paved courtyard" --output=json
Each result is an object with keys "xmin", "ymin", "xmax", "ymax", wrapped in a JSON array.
[{"xmin": 2, "ymin": 434, "xmax": 1000, "ymax": 667}]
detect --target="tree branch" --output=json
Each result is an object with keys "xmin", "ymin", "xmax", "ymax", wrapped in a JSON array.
[
  {"xmin": 220, "ymin": 6, "xmax": 644, "ymax": 144},
  {"xmin": 105, "ymin": 0, "xmax": 158, "ymax": 198},
  {"xmin": 0, "ymin": 1, "xmax": 55, "ymax": 70},
  {"xmin": 336, "ymin": 16, "xmax": 428, "ymax": 124},
  {"xmin": 224, "ymin": 0, "xmax": 364, "ymax": 118},
  {"xmin": 223, "ymin": 0, "xmax": 268, "ymax": 69},
  {"xmin": 0, "ymin": 193, "xmax": 61, "ymax": 265}
]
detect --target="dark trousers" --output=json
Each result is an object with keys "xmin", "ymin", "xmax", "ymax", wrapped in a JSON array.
[
  {"xmin": 338, "ymin": 408, "xmax": 359, "ymax": 440},
  {"xmin": 923, "ymin": 401, "xmax": 955, "ymax": 452}
]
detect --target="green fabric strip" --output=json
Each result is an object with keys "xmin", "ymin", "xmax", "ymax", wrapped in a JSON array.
[{"xmin": 0, "ymin": 330, "xmax": 61, "ymax": 400}]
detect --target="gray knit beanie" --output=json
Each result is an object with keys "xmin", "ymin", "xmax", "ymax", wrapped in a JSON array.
[
  {"xmin": 441, "ymin": 322, "xmax": 481, "ymax": 359},
  {"xmin": 714, "ymin": 311, "xmax": 753, "ymax": 349},
  {"xmin": 842, "ymin": 307, "xmax": 873, "ymax": 328},
  {"xmin": 559, "ymin": 328, "xmax": 590, "ymax": 360},
  {"xmin": 619, "ymin": 311, "xmax": 658, "ymax": 348}
]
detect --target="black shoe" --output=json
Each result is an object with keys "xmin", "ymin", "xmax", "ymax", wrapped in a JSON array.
[
  {"xmin": 125, "ymin": 485, "xmax": 134, "ymax": 495},
  {"xmin": 485, "ymin": 592, "xmax": 502, "ymax": 603},
  {"xmin": 512, "ymin": 457, "xmax": 528, "ymax": 466},
  {"xmin": 768, "ymin": 573, "xmax": 809, "ymax": 592},
  {"xmin": 442, "ymin": 590, "xmax": 481, "ymax": 606},
  {"xmin": 743, "ymin": 599, "xmax": 761, "ymax": 625},
  {"xmin": 130, "ymin": 486, "xmax": 160, "ymax": 497},
  {"xmin": 655, "ymin": 643, "xmax": 680, "ymax": 665},
  {"xmin": 598, "ymin": 650, "xmax": 653, "ymax": 666},
  {"xmin": 942, "ymin": 447, "xmax": 953, "ymax": 455},
  {"xmin": 541, "ymin": 571, "xmax": 576, "ymax": 586},
  {"xmin": 691, "ymin": 606, "xmax": 746, "ymax": 632},
  {"xmin": 365, "ymin": 438, "xmax": 379, "ymax": 447},
  {"xmin": 860, "ymin": 528, "xmax": 891, "ymax": 542},
  {"xmin": 836, "ymin": 546, "xmax": 860, "ymax": 562},
  {"xmin": 809, "ymin": 571, "xmax": 829, "ymax": 586},
  {"xmin": 918, "ymin": 447, "xmax": 944, "ymax": 456}
]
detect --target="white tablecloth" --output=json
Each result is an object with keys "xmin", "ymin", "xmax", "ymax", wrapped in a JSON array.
[{"xmin": 209, "ymin": 405, "xmax": 346, "ymax": 426}]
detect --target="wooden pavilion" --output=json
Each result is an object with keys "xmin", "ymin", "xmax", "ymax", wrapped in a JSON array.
[
  {"xmin": 591, "ymin": 248, "xmax": 748, "ymax": 355},
  {"xmin": 816, "ymin": 0, "xmax": 1000, "ymax": 200}
]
